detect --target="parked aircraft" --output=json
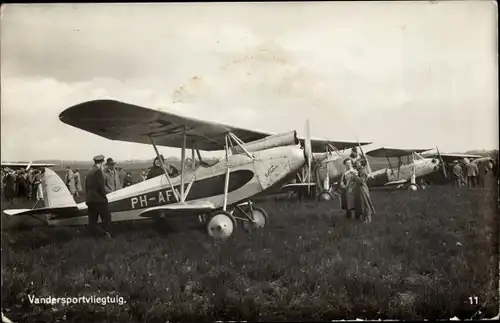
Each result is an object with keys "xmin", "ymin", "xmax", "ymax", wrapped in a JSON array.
[
  {"xmin": 364, "ymin": 147, "xmax": 448, "ymax": 190},
  {"xmin": 3, "ymin": 99, "xmax": 341, "ymax": 239},
  {"xmin": 281, "ymin": 141, "xmax": 372, "ymax": 201},
  {"xmin": 1, "ymin": 161, "xmax": 55, "ymax": 171}
]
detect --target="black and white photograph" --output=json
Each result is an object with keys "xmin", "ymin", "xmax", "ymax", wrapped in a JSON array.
[{"xmin": 1, "ymin": 2, "xmax": 498, "ymax": 321}]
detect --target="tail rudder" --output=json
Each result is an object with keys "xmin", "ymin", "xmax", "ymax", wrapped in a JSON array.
[{"xmin": 42, "ymin": 167, "xmax": 77, "ymax": 208}]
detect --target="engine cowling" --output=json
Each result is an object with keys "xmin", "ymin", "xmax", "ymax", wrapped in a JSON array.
[{"xmin": 230, "ymin": 131, "xmax": 299, "ymax": 155}]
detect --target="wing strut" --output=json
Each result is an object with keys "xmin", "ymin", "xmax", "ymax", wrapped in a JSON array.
[
  {"xmin": 386, "ymin": 155, "xmax": 394, "ymax": 176},
  {"xmin": 149, "ymin": 135, "xmax": 180, "ymax": 203},
  {"xmin": 327, "ymin": 143, "xmax": 343, "ymax": 157},
  {"xmin": 228, "ymin": 132, "xmax": 254, "ymax": 160},
  {"xmin": 180, "ymin": 128, "xmax": 186, "ymax": 202},
  {"xmin": 223, "ymin": 134, "xmax": 231, "ymax": 211},
  {"xmin": 397, "ymin": 157, "xmax": 402, "ymax": 180},
  {"xmin": 324, "ymin": 145, "xmax": 330, "ymax": 190}
]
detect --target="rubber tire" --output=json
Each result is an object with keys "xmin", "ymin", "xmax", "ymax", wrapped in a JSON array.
[
  {"xmin": 318, "ymin": 191, "xmax": 334, "ymax": 201},
  {"xmin": 206, "ymin": 211, "xmax": 237, "ymax": 239},
  {"xmin": 242, "ymin": 207, "xmax": 269, "ymax": 232}
]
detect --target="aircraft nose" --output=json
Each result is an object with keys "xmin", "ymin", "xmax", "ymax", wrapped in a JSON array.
[{"xmin": 288, "ymin": 146, "xmax": 307, "ymax": 172}]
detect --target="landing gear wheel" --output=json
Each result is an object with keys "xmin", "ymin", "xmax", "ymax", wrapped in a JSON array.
[
  {"xmin": 206, "ymin": 211, "xmax": 237, "ymax": 239},
  {"xmin": 242, "ymin": 207, "xmax": 269, "ymax": 232},
  {"xmin": 318, "ymin": 190, "xmax": 334, "ymax": 201},
  {"xmin": 419, "ymin": 183, "xmax": 428, "ymax": 190},
  {"xmin": 408, "ymin": 184, "xmax": 418, "ymax": 191}
]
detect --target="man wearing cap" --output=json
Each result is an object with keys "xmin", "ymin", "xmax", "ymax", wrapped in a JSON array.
[
  {"xmin": 103, "ymin": 157, "xmax": 122, "ymax": 193},
  {"xmin": 85, "ymin": 155, "xmax": 111, "ymax": 238},
  {"xmin": 451, "ymin": 160, "xmax": 463, "ymax": 187}
]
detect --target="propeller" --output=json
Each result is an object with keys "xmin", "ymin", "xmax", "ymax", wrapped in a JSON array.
[
  {"xmin": 304, "ymin": 120, "xmax": 313, "ymax": 195},
  {"xmin": 26, "ymin": 161, "xmax": 33, "ymax": 171},
  {"xmin": 436, "ymin": 146, "xmax": 448, "ymax": 178}
]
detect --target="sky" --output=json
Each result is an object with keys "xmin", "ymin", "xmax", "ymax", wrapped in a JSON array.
[{"xmin": 1, "ymin": 1, "xmax": 498, "ymax": 161}]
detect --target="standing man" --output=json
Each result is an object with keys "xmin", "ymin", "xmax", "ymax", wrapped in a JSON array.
[
  {"xmin": 116, "ymin": 166, "xmax": 126, "ymax": 189},
  {"xmin": 85, "ymin": 155, "xmax": 111, "ymax": 238},
  {"xmin": 74, "ymin": 169, "xmax": 83, "ymax": 197},
  {"xmin": 33, "ymin": 170, "xmax": 43, "ymax": 201},
  {"xmin": 65, "ymin": 166, "xmax": 76, "ymax": 196},
  {"xmin": 103, "ymin": 158, "xmax": 122, "ymax": 193},
  {"xmin": 123, "ymin": 172, "xmax": 133, "ymax": 187},
  {"xmin": 451, "ymin": 160, "xmax": 463, "ymax": 187},
  {"xmin": 477, "ymin": 158, "xmax": 494, "ymax": 188},
  {"xmin": 464, "ymin": 158, "xmax": 479, "ymax": 189}
]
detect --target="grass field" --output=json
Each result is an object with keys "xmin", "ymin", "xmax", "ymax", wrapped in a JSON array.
[{"xmin": 1, "ymin": 172, "xmax": 499, "ymax": 321}]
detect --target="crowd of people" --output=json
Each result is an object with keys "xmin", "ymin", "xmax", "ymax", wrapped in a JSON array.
[
  {"xmin": 449, "ymin": 157, "xmax": 496, "ymax": 188},
  {"xmin": 64, "ymin": 158, "xmax": 136, "ymax": 199},
  {"xmin": 82, "ymin": 154, "xmax": 180, "ymax": 238},
  {"xmin": 1, "ymin": 168, "xmax": 44, "ymax": 203}
]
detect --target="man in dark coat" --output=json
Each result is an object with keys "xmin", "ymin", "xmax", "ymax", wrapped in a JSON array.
[{"xmin": 85, "ymin": 154, "xmax": 111, "ymax": 238}]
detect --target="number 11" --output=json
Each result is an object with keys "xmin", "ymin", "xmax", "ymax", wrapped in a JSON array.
[{"xmin": 469, "ymin": 296, "xmax": 479, "ymax": 304}]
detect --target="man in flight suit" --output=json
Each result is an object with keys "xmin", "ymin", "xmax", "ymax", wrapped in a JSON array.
[{"xmin": 85, "ymin": 155, "xmax": 111, "ymax": 238}]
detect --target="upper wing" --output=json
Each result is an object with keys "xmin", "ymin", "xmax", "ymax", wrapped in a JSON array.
[
  {"xmin": 60, "ymin": 99, "xmax": 368, "ymax": 152},
  {"xmin": 59, "ymin": 100, "xmax": 270, "ymax": 151},
  {"xmin": 298, "ymin": 138, "xmax": 371, "ymax": 153},
  {"xmin": 422, "ymin": 153, "xmax": 483, "ymax": 163},
  {"xmin": 366, "ymin": 147, "xmax": 432, "ymax": 158}
]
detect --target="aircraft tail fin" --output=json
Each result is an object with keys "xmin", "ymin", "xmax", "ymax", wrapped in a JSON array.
[{"xmin": 41, "ymin": 167, "xmax": 78, "ymax": 208}]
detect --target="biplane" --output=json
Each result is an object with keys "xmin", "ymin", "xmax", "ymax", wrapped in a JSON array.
[
  {"xmin": 421, "ymin": 151, "xmax": 485, "ymax": 167},
  {"xmin": 364, "ymin": 147, "xmax": 448, "ymax": 190},
  {"xmin": 281, "ymin": 141, "xmax": 371, "ymax": 201},
  {"xmin": 1, "ymin": 161, "xmax": 56, "ymax": 171},
  {"xmin": 2, "ymin": 99, "xmax": 333, "ymax": 239}
]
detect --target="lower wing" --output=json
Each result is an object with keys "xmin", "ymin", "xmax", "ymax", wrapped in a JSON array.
[
  {"xmin": 384, "ymin": 179, "xmax": 408, "ymax": 186},
  {"xmin": 139, "ymin": 201, "xmax": 216, "ymax": 218},
  {"xmin": 281, "ymin": 183, "xmax": 317, "ymax": 193}
]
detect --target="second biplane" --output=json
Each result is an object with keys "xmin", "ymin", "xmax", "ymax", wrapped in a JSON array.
[
  {"xmin": 281, "ymin": 142, "xmax": 371, "ymax": 201},
  {"xmin": 365, "ymin": 147, "xmax": 448, "ymax": 190},
  {"xmin": 3, "ymin": 99, "xmax": 332, "ymax": 239}
]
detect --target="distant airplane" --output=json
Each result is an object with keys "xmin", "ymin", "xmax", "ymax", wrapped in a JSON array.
[
  {"xmin": 2, "ymin": 99, "xmax": 342, "ymax": 239},
  {"xmin": 364, "ymin": 147, "xmax": 446, "ymax": 190},
  {"xmin": 1, "ymin": 161, "xmax": 56, "ymax": 171}
]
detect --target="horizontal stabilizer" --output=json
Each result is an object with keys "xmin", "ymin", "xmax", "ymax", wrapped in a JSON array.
[
  {"xmin": 139, "ymin": 201, "xmax": 216, "ymax": 218},
  {"xmin": 3, "ymin": 206, "xmax": 79, "ymax": 217}
]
